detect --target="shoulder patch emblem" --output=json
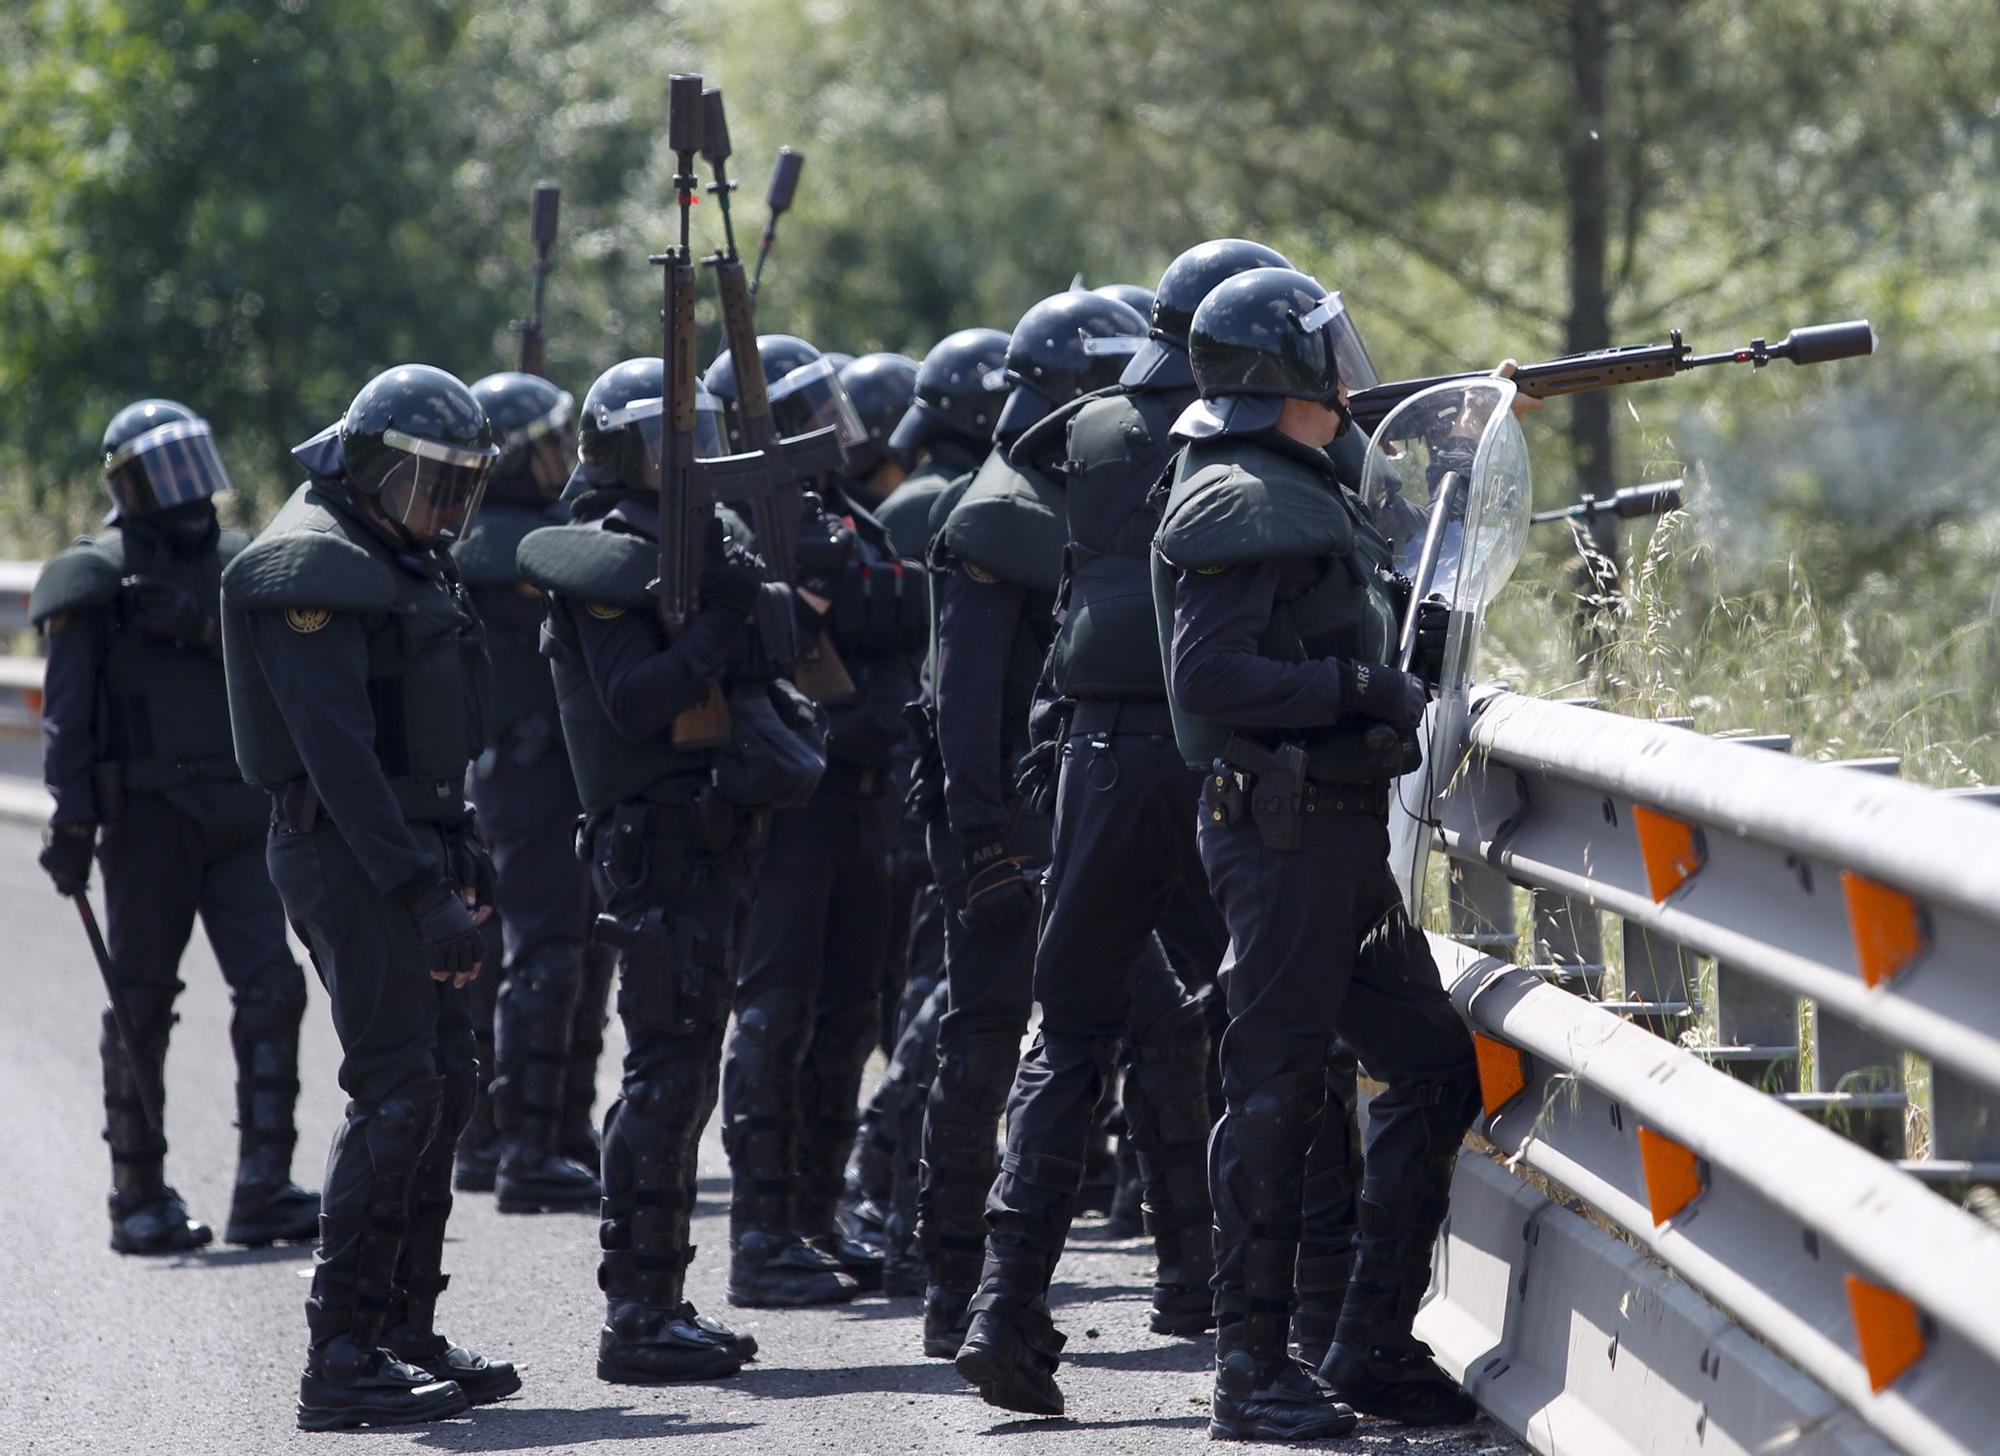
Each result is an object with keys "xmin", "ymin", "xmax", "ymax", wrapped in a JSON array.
[
  {"xmin": 585, "ymin": 601, "xmax": 626, "ymax": 621},
  {"xmin": 285, "ymin": 606, "xmax": 332, "ymax": 634},
  {"xmin": 1194, "ymin": 564, "xmax": 1231, "ymax": 575},
  {"xmin": 963, "ymin": 562, "xmax": 1002, "ymax": 585}
]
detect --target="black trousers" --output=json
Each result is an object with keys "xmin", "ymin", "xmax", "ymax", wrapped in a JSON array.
[
  {"xmin": 917, "ymin": 805, "xmax": 1047, "ymax": 1292},
  {"xmin": 1197, "ymin": 804, "xmax": 1478, "ymax": 1360},
  {"xmin": 727, "ymin": 775, "xmax": 897, "ymax": 1236},
  {"xmin": 95, "ymin": 791, "xmax": 306, "ymax": 1169},
  {"xmin": 986, "ymin": 728, "xmax": 1216, "ymax": 1263}
]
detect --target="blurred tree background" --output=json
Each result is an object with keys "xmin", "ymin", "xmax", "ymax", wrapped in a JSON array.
[{"xmin": 3, "ymin": 0, "xmax": 1996, "ymax": 769}]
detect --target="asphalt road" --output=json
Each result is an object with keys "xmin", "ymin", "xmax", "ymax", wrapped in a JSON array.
[{"xmin": 0, "ymin": 813, "xmax": 1522, "ymax": 1456}]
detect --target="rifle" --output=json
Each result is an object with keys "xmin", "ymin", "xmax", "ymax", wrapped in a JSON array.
[
  {"xmin": 748, "ymin": 147, "xmax": 803, "ymax": 300},
  {"xmin": 1348, "ymin": 320, "xmax": 1875, "ymax": 434},
  {"xmin": 1531, "ymin": 480, "xmax": 1684, "ymax": 526},
  {"xmin": 697, "ymin": 86, "xmax": 855, "ymax": 705},
  {"xmin": 517, "ymin": 180, "xmax": 560, "ymax": 377}
]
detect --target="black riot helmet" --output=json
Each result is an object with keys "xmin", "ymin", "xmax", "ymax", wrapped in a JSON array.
[
  {"xmin": 1092, "ymin": 283, "xmax": 1156, "ymax": 317},
  {"xmin": 573, "ymin": 355, "xmax": 726, "ymax": 495},
  {"xmin": 101, "ymin": 399, "xmax": 234, "ymax": 522},
  {"xmin": 992, "ymin": 291, "xmax": 1149, "ymax": 441},
  {"xmin": 703, "ymin": 332, "xmax": 824, "ymax": 445},
  {"xmin": 1124, "ymin": 239, "xmax": 1295, "ymax": 390},
  {"xmin": 887, "ymin": 327, "xmax": 1011, "ymax": 457},
  {"xmin": 471, "ymin": 372, "xmax": 575, "ymax": 504},
  {"xmin": 837, "ymin": 353, "xmax": 920, "ymax": 478},
  {"xmin": 822, "ymin": 351, "xmax": 857, "ymax": 373},
  {"xmin": 1180, "ymin": 268, "xmax": 1379, "ymax": 440},
  {"xmin": 338, "ymin": 365, "xmax": 498, "ymax": 545}
]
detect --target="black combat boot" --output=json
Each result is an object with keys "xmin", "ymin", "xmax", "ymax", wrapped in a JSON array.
[
  {"xmin": 298, "ymin": 1083, "xmax": 468, "ymax": 1431},
  {"xmin": 728, "ymin": 1228, "xmax": 859, "ymax": 1309},
  {"xmin": 922, "ymin": 1284, "xmax": 974, "ymax": 1360},
  {"xmin": 1318, "ymin": 1339, "xmax": 1477, "ymax": 1427},
  {"xmin": 101, "ymin": 1002, "xmax": 211, "ymax": 1256},
  {"xmin": 1209, "ymin": 1330, "xmax": 1358, "ymax": 1443},
  {"xmin": 597, "ymin": 1094, "xmax": 744, "ymax": 1384},
  {"xmin": 224, "ymin": 997, "xmax": 320, "ymax": 1245},
  {"xmin": 494, "ymin": 946, "xmax": 601, "ymax": 1213},
  {"xmin": 838, "ymin": 1087, "xmax": 896, "ymax": 1250},
  {"xmin": 797, "ymin": 1005, "xmax": 886, "ymax": 1291},
  {"xmin": 382, "ymin": 1068, "xmax": 521, "ymax": 1407},
  {"xmin": 954, "ymin": 1240, "xmax": 1066, "ymax": 1415}
]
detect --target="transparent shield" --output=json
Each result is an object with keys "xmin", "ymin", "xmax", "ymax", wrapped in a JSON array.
[
  {"xmin": 1362, "ymin": 379, "xmax": 1531, "ymax": 919},
  {"xmin": 769, "ymin": 356, "xmax": 866, "ymax": 452}
]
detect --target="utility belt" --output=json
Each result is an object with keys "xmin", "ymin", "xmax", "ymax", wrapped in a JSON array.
[
  {"xmin": 272, "ymin": 774, "xmax": 468, "ymax": 834},
  {"xmin": 1068, "ymin": 697, "xmax": 1175, "ymax": 738},
  {"xmin": 1201, "ymin": 733, "xmax": 1389, "ymax": 852},
  {"xmin": 92, "ymin": 756, "xmax": 241, "ymax": 817}
]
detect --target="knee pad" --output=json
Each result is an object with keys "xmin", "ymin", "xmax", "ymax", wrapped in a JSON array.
[
  {"xmin": 501, "ymin": 941, "xmax": 584, "ymax": 1014},
  {"xmin": 1233, "ymin": 1069, "xmax": 1327, "ymax": 1151},
  {"xmin": 933, "ymin": 1030, "xmax": 1021, "ymax": 1112},
  {"xmin": 365, "ymin": 1079, "xmax": 444, "ymax": 1181}
]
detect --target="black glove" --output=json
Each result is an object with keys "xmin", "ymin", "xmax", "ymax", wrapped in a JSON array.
[
  {"xmin": 1013, "ymin": 737, "xmax": 1062, "ymax": 819},
  {"xmin": 121, "ymin": 575, "xmax": 210, "ymax": 645},
  {"xmin": 39, "ymin": 821, "xmax": 95, "ymax": 896},
  {"xmin": 1409, "ymin": 595, "xmax": 1452, "ymax": 688},
  {"xmin": 446, "ymin": 827, "xmax": 497, "ymax": 916},
  {"xmin": 699, "ymin": 518, "xmax": 763, "ymax": 623},
  {"xmin": 398, "ymin": 875, "xmax": 484, "ymax": 978},
  {"xmin": 796, "ymin": 510, "xmax": 856, "ymax": 599},
  {"xmin": 1338, "ymin": 660, "xmax": 1430, "ymax": 731},
  {"xmin": 959, "ymin": 838, "xmax": 1035, "ymax": 930}
]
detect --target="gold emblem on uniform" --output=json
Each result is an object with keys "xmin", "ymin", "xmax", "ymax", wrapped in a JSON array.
[
  {"xmin": 284, "ymin": 606, "xmax": 332, "ymax": 633},
  {"xmin": 963, "ymin": 562, "xmax": 1001, "ymax": 584},
  {"xmin": 1195, "ymin": 564, "xmax": 1230, "ymax": 575},
  {"xmin": 586, "ymin": 601, "xmax": 626, "ymax": 620}
]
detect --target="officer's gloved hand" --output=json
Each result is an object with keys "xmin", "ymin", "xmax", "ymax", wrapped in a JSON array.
[
  {"xmin": 449, "ymin": 829, "xmax": 497, "ymax": 920},
  {"xmin": 1409, "ymin": 596, "xmax": 1452, "ymax": 688},
  {"xmin": 122, "ymin": 575, "xmax": 210, "ymax": 645},
  {"xmin": 698, "ymin": 519, "xmax": 763, "ymax": 625},
  {"xmin": 1338, "ymin": 660, "xmax": 1430, "ymax": 732},
  {"xmin": 796, "ymin": 510, "xmax": 856, "ymax": 601},
  {"xmin": 959, "ymin": 838, "xmax": 1035, "ymax": 930},
  {"xmin": 39, "ymin": 821, "xmax": 95, "ymax": 896},
  {"xmin": 398, "ymin": 875, "xmax": 484, "ymax": 985}
]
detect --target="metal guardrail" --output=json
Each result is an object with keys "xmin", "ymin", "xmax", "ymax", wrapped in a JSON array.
[
  {"xmin": 1418, "ymin": 691, "xmax": 2000, "ymax": 1455},
  {"xmin": 0, "ymin": 562, "xmax": 44, "ymax": 735}
]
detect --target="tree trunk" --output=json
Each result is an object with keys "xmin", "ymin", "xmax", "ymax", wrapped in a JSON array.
[{"xmin": 1563, "ymin": 0, "xmax": 1619, "ymax": 645}]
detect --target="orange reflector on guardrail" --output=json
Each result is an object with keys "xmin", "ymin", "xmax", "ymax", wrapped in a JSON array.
[
  {"xmin": 1840, "ymin": 871, "xmax": 1924, "ymax": 989},
  {"xmin": 1636, "ymin": 1126, "xmax": 1703, "ymax": 1225},
  {"xmin": 1844, "ymin": 1273, "xmax": 1925, "ymax": 1392},
  {"xmin": 24, "ymin": 689, "xmax": 42, "ymax": 714},
  {"xmin": 1631, "ymin": 805, "xmax": 1703, "ymax": 902},
  {"xmin": 1471, "ymin": 1033, "xmax": 1527, "ymax": 1118}
]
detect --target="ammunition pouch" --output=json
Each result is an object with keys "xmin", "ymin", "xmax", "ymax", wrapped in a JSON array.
[{"xmin": 1207, "ymin": 734, "xmax": 1390, "ymax": 852}]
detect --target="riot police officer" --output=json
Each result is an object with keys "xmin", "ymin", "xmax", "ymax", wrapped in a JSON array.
[
  {"xmin": 955, "ymin": 243, "xmax": 1303, "ymax": 1415},
  {"xmin": 842, "ymin": 327, "xmax": 1011, "ymax": 1294},
  {"xmin": 31, "ymin": 399, "xmax": 319, "ymax": 1256},
  {"xmin": 222, "ymin": 365, "xmax": 517, "ymax": 1429},
  {"xmin": 914, "ymin": 290, "xmax": 1148, "ymax": 1358},
  {"xmin": 1152, "ymin": 268, "xmax": 1481, "ymax": 1438},
  {"xmin": 835, "ymin": 352, "xmax": 920, "ymax": 512},
  {"xmin": 448, "ymin": 372, "xmax": 601, "ymax": 1214},
  {"xmin": 707, "ymin": 335, "xmax": 917, "ymax": 1307},
  {"xmin": 518, "ymin": 356, "xmax": 827, "ymax": 1382}
]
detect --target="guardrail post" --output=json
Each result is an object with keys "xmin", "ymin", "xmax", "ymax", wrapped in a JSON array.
[
  {"xmin": 1618, "ymin": 923, "xmax": 1698, "ymax": 1040},
  {"xmin": 1447, "ymin": 859, "xmax": 1518, "ymax": 961},
  {"xmin": 1928, "ymin": 1065, "xmax": 2000, "ymax": 1188},
  {"xmin": 1528, "ymin": 887, "xmax": 1604, "ymax": 998},
  {"xmin": 1700, "ymin": 733, "xmax": 1801, "ymax": 1090},
  {"xmin": 1799, "ymin": 1009, "xmax": 1907, "ymax": 1157}
]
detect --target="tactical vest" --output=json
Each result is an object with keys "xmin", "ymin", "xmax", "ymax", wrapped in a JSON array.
[
  {"xmin": 1047, "ymin": 386, "xmax": 1190, "ymax": 701},
  {"xmin": 1152, "ymin": 437, "xmax": 1401, "ymax": 774},
  {"xmin": 221, "ymin": 484, "xmax": 486, "ymax": 822},
  {"xmin": 32, "ymin": 526, "xmax": 251, "ymax": 797},
  {"xmin": 453, "ymin": 499, "xmax": 564, "ymax": 744},
  {"xmin": 518, "ymin": 518, "xmax": 712, "ymax": 814}
]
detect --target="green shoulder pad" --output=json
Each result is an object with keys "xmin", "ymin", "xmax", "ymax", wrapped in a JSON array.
[
  {"xmin": 452, "ymin": 501, "xmax": 549, "ymax": 587},
  {"xmin": 223, "ymin": 493, "xmax": 398, "ymax": 612},
  {"xmin": 1010, "ymin": 387, "xmax": 1108, "ymax": 477},
  {"xmin": 1155, "ymin": 462, "xmax": 1354, "ymax": 571},
  {"xmin": 876, "ymin": 477, "xmax": 945, "ymax": 561},
  {"xmin": 517, "ymin": 524, "xmax": 656, "ymax": 609},
  {"xmin": 29, "ymin": 536, "xmax": 124, "ymax": 624},
  {"xmin": 939, "ymin": 451, "xmax": 1067, "ymax": 592}
]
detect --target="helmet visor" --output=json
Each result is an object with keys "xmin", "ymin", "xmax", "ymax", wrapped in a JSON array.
[
  {"xmin": 768, "ymin": 357, "xmax": 866, "ymax": 451},
  {"xmin": 376, "ymin": 428, "xmax": 497, "ymax": 544},
  {"xmin": 1294, "ymin": 292, "xmax": 1380, "ymax": 393},
  {"xmin": 503, "ymin": 392, "xmax": 576, "ymax": 501},
  {"xmin": 105, "ymin": 418, "xmax": 233, "ymax": 517}
]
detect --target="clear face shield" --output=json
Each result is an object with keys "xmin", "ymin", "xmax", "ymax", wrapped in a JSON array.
[
  {"xmin": 504, "ymin": 392, "xmax": 576, "ymax": 500},
  {"xmin": 1293, "ymin": 291, "xmax": 1381, "ymax": 397},
  {"xmin": 375, "ymin": 428, "xmax": 498, "ymax": 544},
  {"xmin": 104, "ymin": 417, "xmax": 234, "ymax": 518},
  {"xmin": 767, "ymin": 356, "xmax": 866, "ymax": 452}
]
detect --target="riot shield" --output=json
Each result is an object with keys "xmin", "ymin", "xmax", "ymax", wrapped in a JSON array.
[{"xmin": 1360, "ymin": 378, "xmax": 1530, "ymax": 920}]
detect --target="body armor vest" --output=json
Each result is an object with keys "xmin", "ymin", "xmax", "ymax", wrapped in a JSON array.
[
  {"xmin": 1048, "ymin": 386, "xmax": 1191, "ymax": 701},
  {"xmin": 453, "ymin": 499, "xmax": 564, "ymax": 745},
  {"xmin": 222, "ymin": 484, "xmax": 486, "ymax": 821},
  {"xmin": 875, "ymin": 462, "xmax": 955, "ymax": 562},
  {"xmin": 1152, "ymin": 437, "xmax": 1401, "ymax": 774}
]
